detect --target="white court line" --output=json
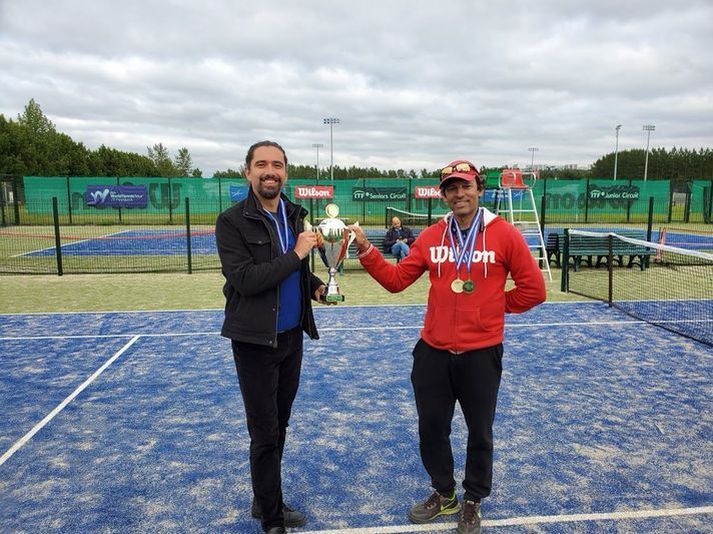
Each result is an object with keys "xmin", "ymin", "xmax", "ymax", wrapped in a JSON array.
[
  {"xmin": 10, "ymin": 229, "xmax": 135, "ymax": 258},
  {"xmin": 298, "ymin": 505, "xmax": 713, "ymax": 534},
  {"xmin": 0, "ymin": 300, "xmax": 594, "ymax": 317},
  {"xmin": 2, "ymin": 318, "xmax": 711, "ymax": 341},
  {"xmin": 0, "ymin": 335, "xmax": 140, "ymax": 468}
]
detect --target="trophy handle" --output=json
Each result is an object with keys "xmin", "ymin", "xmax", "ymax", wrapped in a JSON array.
[{"xmin": 346, "ymin": 221, "xmax": 359, "ymax": 258}]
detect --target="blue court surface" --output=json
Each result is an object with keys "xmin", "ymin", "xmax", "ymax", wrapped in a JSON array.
[
  {"xmin": 19, "ymin": 226, "xmax": 713, "ymax": 258},
  {"xmin": 1, "ymin": 303, "xmax": 711, "ymax": 533}
]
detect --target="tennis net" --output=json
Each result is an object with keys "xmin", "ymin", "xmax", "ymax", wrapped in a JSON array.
[
  {"xmin": 385, "ymin": 207, "xmax": 448, "ymax": 228},
  {"xmin": 566, "ymin": 229, "xmax": 712, "ymax": 346}
]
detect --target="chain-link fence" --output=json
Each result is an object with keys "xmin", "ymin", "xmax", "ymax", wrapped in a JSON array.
[{"xmin": 1, "ymin": 175, "xmax": 711, "ymax": 275}]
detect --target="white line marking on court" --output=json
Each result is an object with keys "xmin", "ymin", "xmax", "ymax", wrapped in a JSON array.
[
  {"xmin": 10, "ymin": 229, "xmax": 133, "ymax": 258},
  {"xmin": 0, "ymin": 301, "xmax": 595, "ymax": 317},
  {"xmin": 0, "ymin": 335, "xmax": 140, "ymax": 468},
  {"xmin": 2, "ymin": 318, "xmax": 710, "ymax": 341},
  {"xmin": 298, "ymin": 505, "xmax": 713, "ymax": 533}
]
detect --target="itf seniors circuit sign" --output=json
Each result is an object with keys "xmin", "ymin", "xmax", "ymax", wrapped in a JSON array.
[
  {"xmin": 352, "ymin": 187, "xmax": 407, "ymax": 201},
  {"xmin": 414, "ymin": 186, "xmax": 441, "ymax": 199},
  {"xmin": 294, "ymin": 185, "xmax": 334, "ymax": 199},
  {"xmin": 86, "ymin": 185, "xmax": 147, "ymax": 208}
]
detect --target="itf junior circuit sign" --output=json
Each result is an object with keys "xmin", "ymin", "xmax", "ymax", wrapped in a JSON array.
[
  {"xmin": 86, "ymin": 185, "xmax": 147, "ymax": 208},
  {"xmin": 588, "ymin": 185, "xmax": 640, "ymax": 201},
  {"xmin": 294, "ymin": 185, "xmax": 334, "ymax": 199}
]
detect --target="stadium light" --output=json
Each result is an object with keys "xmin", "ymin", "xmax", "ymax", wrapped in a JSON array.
[
  {"xmin": 643, "ymin": 125, "xmax": 655, "ymax": 182},
  {"xmin": 527, "ymin": 147, "xmax": 539, "ymax": 170},
  {"xmin": 614, "ymin": 125, "xmax": 622, "ymax": 181},
  {"xmin": 312, "ymin": 143, "xmax": 324, "ymax": 184},
  {"xmin": 323, "ymin": 118, "xmax": 340, "ymax": 181}
]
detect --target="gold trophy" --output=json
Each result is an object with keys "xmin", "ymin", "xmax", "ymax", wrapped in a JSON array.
[{"xmin": 315, "ymin": 203, "xmax": 357, "ymax": 303}]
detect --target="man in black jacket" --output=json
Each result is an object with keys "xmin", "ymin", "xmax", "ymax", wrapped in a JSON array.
[
  {"xmin": 215, "ymin": 140, "xmax": 326, "ymax": 534},
  {"xmin": 384, "ymin": 216, "xmax": 415, "ymax": 261}
]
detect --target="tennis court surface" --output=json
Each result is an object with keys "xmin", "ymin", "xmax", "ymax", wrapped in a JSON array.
[{"xmin": 1, "ymin": 303, "xmax": 711, "ymax": 532}]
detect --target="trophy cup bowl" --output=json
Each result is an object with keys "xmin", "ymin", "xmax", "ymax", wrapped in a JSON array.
[{"xmin": 316, "ymin": 204, "xmax": 356, "ymax": 303}]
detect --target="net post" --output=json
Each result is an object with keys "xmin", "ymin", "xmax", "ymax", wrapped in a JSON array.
[
  {"xmin": 607, "ymin": 234, "xmax": 613, "ymax": 306},
  {"xmin": 626, "ymin": 178, "xmax": 633, "ymax": 222},
  {"xmin": 561, "ymin": 229, "xmax": 569, "ymax": 292},
  {"xmin": 168, "ymin": 177, "xmax": 174, "ymax": 224},
  {"xmin": 310, "ymin": 198, "xmax": 315, "ymax": 272},
  {"xmin": 584, "ymin": 178, "xmax": 590, "ymax": 223},
  {"xmin": 683, "ymin": 180, "xmax": 692, "ymax": 223},
  {"xmin": 116, "ymin": 176, "xmax": 123, "ymax": 223},
  {"xmin": 66, "ymin": 176, "xmax": 73, "ymax": 225},
  {"xmin": 0, "ymin": 183, "xmax": 6, "ymax": 227},
  {"xmin": 667, "ymin": 187, "xmax": 674, "ymax": 223},
  {"xmin": 52, "ymin": 197, "xmax": 63, "ymax": 276},
  {"xmin": 12, "ymin": 177, "xmax": 20, "ymax": 224},
  {"xmin": 185, "ymin": 197, "xmax": 192, "ymax": 274}
]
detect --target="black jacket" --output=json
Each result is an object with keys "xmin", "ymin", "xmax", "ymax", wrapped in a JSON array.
[
  {"xmin": 215, "ymin": 189, "xmax": 323, "ymax": 347},
  {"xmin": 383, "ymin": 225, "xmax": 415, "ymax": 252}
]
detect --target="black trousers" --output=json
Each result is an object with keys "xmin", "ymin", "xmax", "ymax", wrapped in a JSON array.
[
  {"xmin": 411, "ymin": 338, "xmax": 503, "ymax": 501},
  {"xmin": 232, "ymin": 328, "xmax": 303, "ymax": 531}
]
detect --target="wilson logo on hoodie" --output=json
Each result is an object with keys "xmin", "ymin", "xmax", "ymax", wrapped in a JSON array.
[{"xmin": 429, "ymin": 246, "xmax": 496, "ymax": 265}]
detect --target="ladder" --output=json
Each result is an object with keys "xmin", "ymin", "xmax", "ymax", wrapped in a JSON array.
[{"xmin": 494, "ymin": 169, "xmax": 552, "ymax": 281}]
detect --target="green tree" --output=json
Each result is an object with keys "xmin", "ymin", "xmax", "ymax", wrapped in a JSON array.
[
  {"xmin": 17, "ymin": 98, "xmax": 55, "ymax": 136},
  {"xmin": 147, "ymin": 143, "xmax": 176, "ymax": 177},
  {"xmin": 174, "ymin": 147, "xmax": 192, "ymax": 176}
]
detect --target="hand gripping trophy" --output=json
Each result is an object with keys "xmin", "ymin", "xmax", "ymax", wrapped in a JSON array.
[{"xmin": 315, "ymin": 203, "xmax": 357, "ymax": 303}]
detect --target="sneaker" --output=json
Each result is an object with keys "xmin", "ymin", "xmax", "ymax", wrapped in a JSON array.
[
  {"xmin": 408, "ymin": 489, "xmax": 461, "ymax": 523},
  {"xmin": 251, "ymin": 501, "xmax": 307, "ymax": 528},
  {"xmin": 456, "ymin": 499, "xmax": 482, "ymax": 534},
  {"xmin": 265, "ymin": 528, "xmax": 285, "ymax": 534}
]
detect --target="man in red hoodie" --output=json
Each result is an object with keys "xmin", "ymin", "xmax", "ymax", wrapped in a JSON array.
[{"xmin": 351, "ymin": 160, "xmax": 546, "ymax": 534}]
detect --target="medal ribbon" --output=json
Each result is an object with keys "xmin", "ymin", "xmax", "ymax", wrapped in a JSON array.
[
  {"xmin": 263, "ymin": 199, "xmax": 289, "ymax": 254},
  {"xmin": 449, "ymin": 208, "xmax": 483, "ymax": 277}
]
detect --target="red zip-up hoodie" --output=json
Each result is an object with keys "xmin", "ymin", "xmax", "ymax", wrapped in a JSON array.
[{"xmin": 359, "ymin": 208, "xmax": 546, "ymax": 352}]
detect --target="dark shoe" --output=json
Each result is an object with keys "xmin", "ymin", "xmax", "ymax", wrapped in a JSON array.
[
  {"xmin": 408, "ymin": 489, "xmax": 460, "ymax": 523},
  {"xmin": 456, "ymin": 499, "xmax": 482, "ymax": 534},
  {"xmin": 251, "ymin": 500, "xmax": 307, "ymax": 528},
  {"xmin": 265, "ymin": 528, "xmax": 285, "ymax": 534}
]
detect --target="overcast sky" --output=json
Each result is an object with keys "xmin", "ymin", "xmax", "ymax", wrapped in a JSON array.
[{"xmin": 1, "ymin": 0, "xmax": 712, "ymax": 176}]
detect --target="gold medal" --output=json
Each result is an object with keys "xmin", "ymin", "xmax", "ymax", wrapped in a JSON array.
[
  {"xmin": 451, "ymin": 278, "xmax": 464, "ymax": 293},
  {"xmin": 463, "ymin": 280, "xmax": 474, "ymax": 293}
]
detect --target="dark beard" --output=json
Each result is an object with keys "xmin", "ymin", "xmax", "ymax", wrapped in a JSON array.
[
  {"xmin": 257, "ymin": 186, "xmax": 280, "ymax": 199},
  {"xmin": 256, "ymin": 176, "xmax": 282, "ymax": 199}
]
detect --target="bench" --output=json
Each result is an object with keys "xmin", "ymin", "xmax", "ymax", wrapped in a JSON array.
[
  {"xmin": 566, "ymin": 230, "xmax": 655, "ymax": 272},
  {"xmin": 546, "ymin": 233, "xmax": 561, "ymax": 268}
]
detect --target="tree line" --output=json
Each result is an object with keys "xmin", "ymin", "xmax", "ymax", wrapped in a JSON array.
[
  {"xmin": 0, "ymin": 100, "xmax": 202, "ymax": 178},
  {"xmin": 2, "ymin": 99, "xmax": 712, "ymax": 185}
]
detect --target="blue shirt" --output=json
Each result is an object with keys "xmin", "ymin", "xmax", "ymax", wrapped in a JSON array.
[{"xmin": 265, "ymin": 210, "xmax": 302, "ymax": 332}]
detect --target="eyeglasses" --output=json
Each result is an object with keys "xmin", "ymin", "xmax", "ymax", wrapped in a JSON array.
[{"xmin": 441, "ymin": 162, "xmax": 476, "ymax": 177}]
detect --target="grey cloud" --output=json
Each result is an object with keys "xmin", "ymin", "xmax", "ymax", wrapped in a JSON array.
[{"xmin": 1, "ymin": 0, "xmax": 712, "ymax": 175}]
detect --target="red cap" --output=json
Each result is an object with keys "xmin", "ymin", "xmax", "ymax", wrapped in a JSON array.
[{"xmin": 439, "ymin": 160, "xmax": 482, "ymax": 189}]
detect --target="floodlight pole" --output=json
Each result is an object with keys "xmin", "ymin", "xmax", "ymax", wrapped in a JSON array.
[
  {"xmin": 323, "ymin": 117, "xmax": 340, "ymax": 181},
  {"xmin": 527, "ymin": 147, "xmax": 539, "ymax": 170},
  {"xmin": 643, "ymin": 125, "xmax": 655, "ymax": 182},
  {"xmin": 312, "ymin": 143, "xmax": 324, "ymax": 184},
  {"xmin": 613, "ymin": 125, "xmax": 622, "ymax": 181}
]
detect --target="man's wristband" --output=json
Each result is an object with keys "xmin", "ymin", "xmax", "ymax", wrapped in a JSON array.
[{"xmin": 357, "ymin": 244, "xmax": 374, "ymax": 258}]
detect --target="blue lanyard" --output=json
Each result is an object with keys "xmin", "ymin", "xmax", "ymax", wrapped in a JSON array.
[
  {"xmin": 449, "ymin": 208, "xmax": 482, "ymax": 276},
  {"xmin": 263, "ymin": 200, "xmax": 289, "ymax": 254}
]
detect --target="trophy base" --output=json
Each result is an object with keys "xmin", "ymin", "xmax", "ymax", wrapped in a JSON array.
[{"xmin": 325, "ymin": 293, "xmax": 345, "ymax": 303}]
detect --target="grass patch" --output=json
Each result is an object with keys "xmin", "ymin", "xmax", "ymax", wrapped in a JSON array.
[{"xmin": 0, "ymin": 263, "xmax": 579, "ymax": 314}]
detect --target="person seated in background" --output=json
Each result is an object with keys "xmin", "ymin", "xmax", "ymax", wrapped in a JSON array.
[{"xmin": 384, "ymin": 216, "xmax": 415, "ymax": 262}]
